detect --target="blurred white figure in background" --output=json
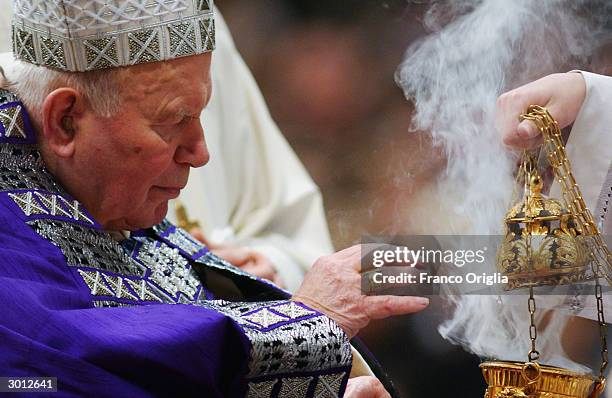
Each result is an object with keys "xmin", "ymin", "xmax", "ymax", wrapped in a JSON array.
[
  {"xmin": 0, "ymin": 9, "xmax": 335, "ymax": 292},
  {"xmin": 167, "ymin": 12, "xmax": 335, "ymax": 292}
]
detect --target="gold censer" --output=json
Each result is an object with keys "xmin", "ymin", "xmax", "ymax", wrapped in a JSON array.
[{"xmin": 481, "ymin": 106, "xmax": 612, "ymax": 398}]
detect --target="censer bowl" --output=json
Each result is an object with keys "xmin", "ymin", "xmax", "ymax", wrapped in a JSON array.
[{"xmin": 481, "ymin": 361, "xmax": 601, "ymax": 398}]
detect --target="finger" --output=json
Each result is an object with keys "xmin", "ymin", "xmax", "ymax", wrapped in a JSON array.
[
  {"xmin": 364, "ymin": 295, "xmax": 429, "ymax": 320},
  {"xmin": 189, "ymin": 228, "xmax": 209, "ymax": 245},
  {"xmin": 373, "ymin": 383, "xmax": 392, "ymax": 398},
  {"xmin": 252, "ymin": 253, "xmax": 276, "ymax": 270},
  {"xmin": 501, "ymin": 109, "xmax": 540, "ymax": 146},
  {"xmin": 214, "ymin": 248, "xmax": 251, "ymax": 266},
  {"xmin": 346, "ymin": 377, "xmax": 391, "ymax": 398},
  {"xmin": 336, "ymin": 244, "xmax": 362, "ymax": 259},
  {"xmin": 503, "ymin": 133, "xmax": 544, "ymax": 150},
  {"xmin": 495, "ymin": 93, "xmax": 527, "ymax": 145},
  {"xmin": 242, "ymin": 263, "xmax": 277, "ymax": 280},
  {"xmin": 324, "ymin": 245, "xmax": 362, "ymax": 271},
  {"xmin": 521, "ymin": 135, "xmax": 544, "ymax": 150},
  {"xmin": 272, "ymin": 274, "xmax": 285, "ymax": 288}
]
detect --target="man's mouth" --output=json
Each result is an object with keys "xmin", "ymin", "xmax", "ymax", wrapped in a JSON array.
[{"xmin": 154, "ymin": 186, "xmax": 183, "ymax": 198}]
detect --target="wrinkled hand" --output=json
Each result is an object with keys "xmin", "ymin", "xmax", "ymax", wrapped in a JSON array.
[
  {"xmin": 190, "ymin": 227, "xmax": 284, "ymax": 287},
  {"xmin": 496, "ymin": 72, "xmax": 586, "ymax": 149},
  {"xmin": 293, "ymin": 245, "xmax": 429, "ymax": 339},
  {"xmin": 344, "ymin": 376, "xmax": 391, "ymax": 398}
]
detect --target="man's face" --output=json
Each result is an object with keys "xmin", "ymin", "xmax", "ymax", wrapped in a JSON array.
[{"xmin": 69, "ymin": 54, "xmax": 212, "ymax": 231}]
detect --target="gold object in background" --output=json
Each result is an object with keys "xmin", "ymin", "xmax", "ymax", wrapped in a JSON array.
[
  {"xmin": 174, "ymin": 200, "xmax": 201, "ymax": 232},
  {"xmin": 481, "ymin": 106, "xmax": 609, "ymax": 398}
]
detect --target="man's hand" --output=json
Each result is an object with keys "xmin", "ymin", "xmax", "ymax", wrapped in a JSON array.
[
  {"xmin": 293, "ymin": 245, "xmax": 429, "ymax": 339},
  {"xmin": 190, "ymin": 227, "xmax": 284, "ymax": 287},
  {"xmin": 496, "ymin": 72, "xmax": 586, "ymax": 149},
  {"xmin": 344, "ymin": 376, "xmax": 391, "ymax": 398},
  {"xmin": 212, "ymin": 244, "xmax": 284, "ymax": 287}
]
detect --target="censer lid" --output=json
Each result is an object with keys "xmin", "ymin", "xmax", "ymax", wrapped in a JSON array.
[{"xmin": 504, "ymin": 172, "xmax": 571, "ymax": 227}]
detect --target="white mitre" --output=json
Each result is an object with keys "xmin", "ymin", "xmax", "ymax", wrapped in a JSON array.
[{"xmin": 11, "ymin": 0, "xmax": 215, "ymax": 72}]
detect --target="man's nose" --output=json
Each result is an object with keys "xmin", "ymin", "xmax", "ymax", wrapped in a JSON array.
[{"xmin": 175, "ymin": 123, "xmax": 210, "ymax": 168}]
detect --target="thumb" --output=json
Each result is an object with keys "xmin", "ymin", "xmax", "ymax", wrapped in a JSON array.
[
  {"xmin": 517, "ymin": 119, "xmax": 539, "ymax": 139},
  {"xmin": 504, "ymin": 118, "xmax": 544, "ymax": 149}
]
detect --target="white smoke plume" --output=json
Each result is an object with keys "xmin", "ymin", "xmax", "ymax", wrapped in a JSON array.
[{"xmin": 396, "ymin": 0, "xmax": 608, "ymax": 371}]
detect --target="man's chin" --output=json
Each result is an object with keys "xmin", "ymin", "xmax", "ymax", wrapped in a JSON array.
[
  {"xmin": 114, "ymin": 202, "xmax": 169, "ymax": 231},
  {"xmin": 149, "ymin": 201, "xmax": 170, "ymax": 226}
]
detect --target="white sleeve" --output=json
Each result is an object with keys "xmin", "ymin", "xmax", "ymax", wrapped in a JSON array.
[
  {"xmin": 549, "ymin": 71, "xmax": 612, "ymax": 322},
  {"xmin": 549, "ymin": 71, "xmax": 612, "ymax": 225},
  {"xmin": 171, "ymin": 10, "xmax": 334, "ymax": 292}
]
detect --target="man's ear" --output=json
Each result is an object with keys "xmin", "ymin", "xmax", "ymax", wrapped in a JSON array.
[{"xmin": 41, "ymin": 88, "xmax": 85, "ymax": 158}]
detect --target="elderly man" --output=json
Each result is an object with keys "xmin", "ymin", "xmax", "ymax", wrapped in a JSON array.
[
  {"xmin": 0, "ymin": 5, "xmax": 334, "ymax": 292},
  {"xmin": 0, "ymin": 1, "xmax": 428, "ymax": 397}
]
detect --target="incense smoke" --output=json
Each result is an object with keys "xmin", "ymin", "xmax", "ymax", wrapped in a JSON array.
[{"xmin": 396, "ymin": 0, "xmax": 609, "ymax": 371}]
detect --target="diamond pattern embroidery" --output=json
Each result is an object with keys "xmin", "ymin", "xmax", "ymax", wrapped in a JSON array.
[
  {"xmin": 104, "ymin": 275, "xmax": 140, "ymax": 301},
  {"xmin": 15, "ymin": 0, "xmax": 190, "ymax": 32},
  {"xmin": 271, "ymin": 302, "xmax": 315, "ymax": 319},
  {"xmin": 278, "ymin": 377, "xmax": 313, "ymax": 398},
  {"xmin": 13, "ymin": 0, "xmax": 67, "ymax": 32},
  {"xmin": 13, "ymin": 27, "xmax": 36, "ymax": 64},
  {"xmin": 165, "ymin": 228, "xmax": 205, "ymax": 256},
  {"xmin": 124, "ymin": 278, "xmax": 165, "ymax": 302},
  {"xmin": 0, "ymin": 105, "xmax": 27, "ymax": 139},
  {"xmin": 136, "ymin": 241, "xmax": 200, "ymax": 300},
  {"xmin": 9, "ymin": 192, "xmax": 48, "ymax": 216},
  {"xmin": 195, "ymin": 0, "xmax": 210, "ymax": 11},
  {"xmin": 56, "ymin": 195, "xmax": 94, "ymax": 224},
  {"xmin": 78, "ymin": 269, "xmax": 115, "ymax": 297},
  {"xmin": 314, "ymin": 373, "xmax": 344, "ymax": 398},
  {"xmin": 247, "ymin": 379, "xmax": 278, "ymax": 398},
  {"xmin": 77, "ymin": 269, "xmax": 169, "ymax": 304},
  {"xmin": 168, "ymin": 22, "xmax": 196, "ymax": 57},
  {"xmin": 243, "ymin": 308, "xmax": 288, "ymax": 328},
  {"xmin": 128, "ymin": 28, "xmax": 160, "ymax": 65},
  {"xmin": 8, "ymin": 191, "xmax": 94, "ymax": 224},
  {"xmin": 66, "ymin": 0, "xmax": 189, "ymax": 31},
  {"xmin": 83, "ymin": 37, "xmax": 120, "ymax": 70},
  {"xmin": 40, "ymin": 36, "xmax": 67, "ymax": 69},
  {"xmin": 199, "ymin": 19, "xmax": 214, "ymax": 52},
  {"xmin": 33, "ymin": 192, "xmax": 72, "ymax": 218}
]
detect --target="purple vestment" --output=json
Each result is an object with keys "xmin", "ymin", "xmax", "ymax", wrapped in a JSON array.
[{"xmin": 0, "ymin": 89, "xmax": 352, "ymax": 397}]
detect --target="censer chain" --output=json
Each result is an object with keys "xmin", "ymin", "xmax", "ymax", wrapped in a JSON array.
[
  {"xmin": 521, "ymin": 105, "xmax": 609, "ymax": 380},
  {"xmin": 524, "ymin": 156, "xmax": 540, "ymax": 363},
  {"xmin": 595, "ymin": 269, "xmax": 609, "ymax": 377},
  {"xmin": 528, "ymin": 286, "xmax": 540, "ymax": 362}
]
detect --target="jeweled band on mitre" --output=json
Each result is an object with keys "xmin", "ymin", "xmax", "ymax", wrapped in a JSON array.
[{"xmin": 12, "ymin": 0, "xmax": 215, "ymax": 72}]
